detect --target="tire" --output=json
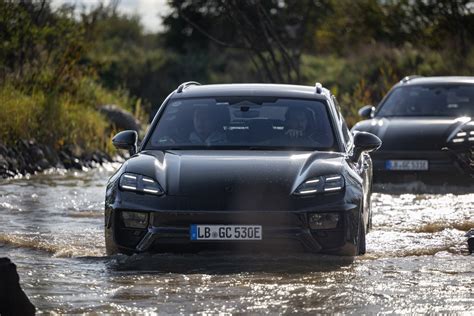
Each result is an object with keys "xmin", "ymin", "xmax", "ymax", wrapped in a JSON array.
[
  {"xmin": 105, "ymin": 231, "xmax": 120, "ymax": 256},
  {"xmin": 105, "ymin": 237, "xmax": 134, "ymax": 256},
  {"xmin": 367, "ymin": 195, "xmax": 373, "ymax": 233},
  {"xmin": 368, "ymin": 211, "xmax": 373, "ymax": 232},
  {"xmin": 357, "ymin": 211, "xmax": 367, "ymax": 255}
]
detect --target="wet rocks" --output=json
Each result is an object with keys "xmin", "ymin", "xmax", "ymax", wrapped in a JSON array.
[
  {"xmin": 0, "ymin": 139, "xmax": 115, "ymax": 178},
  {"xmin": 0, "ymin": 257, "xmax": 36, "ymax": 315},
  {"xmin": 42, "ymin": 144, "xmax": 60, "ymax": 167}
]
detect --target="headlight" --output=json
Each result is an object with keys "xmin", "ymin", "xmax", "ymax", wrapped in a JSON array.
[
  {"xmin": 323, "ymin": 175, "xmax": 344, "ymax": 192},
  {"xmin": 294, "ymin": 175, "xmax": 345, "ymax": 195},
  {"xmin": 294, "ymin": 178, "xmax": 321, "ymax": 195},
  {"xmin": 121, "ymin": 211, "xmax": 149, "ymax": 228},
  {"xmin": 451, "ymin": 130, "xmax": 474, "ymax": 143},
  {"xmin": 119, "ymin": 173, "xmax": 164, "ymax": 195}
]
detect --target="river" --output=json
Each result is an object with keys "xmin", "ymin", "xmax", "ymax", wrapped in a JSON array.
[{"xmin": 0, "ymin": 166, "xmax": 473, "ymax": 313}]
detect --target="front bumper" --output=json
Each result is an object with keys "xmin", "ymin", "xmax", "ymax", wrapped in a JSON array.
[
  {"xmin": 135, "ymin": 225, "xmax": 323, "ymax": 253},
  {"xmin": 106, "ymin": 207, "xmax": 360, "ymax": 256},
  {"xmin": 371, "ymin": 148, "xmax": 474, "ymax": 183}
]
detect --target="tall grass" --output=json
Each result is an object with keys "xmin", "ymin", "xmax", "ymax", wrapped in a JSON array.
[
  {"xmin": 0, "ymin": 85, "xmax": 44, "ymax": 144},
  {"xmin": 0, "ymin": 79, "xmax": 134, "ymax": 154}
]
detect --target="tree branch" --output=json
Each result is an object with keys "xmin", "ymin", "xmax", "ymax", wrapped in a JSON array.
[{"xmin": 178, "ymin": 5, "xmax": 248, "ymax": 50}]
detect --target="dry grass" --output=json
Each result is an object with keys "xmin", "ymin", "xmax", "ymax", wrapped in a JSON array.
[{"xmin": 0, "ymin": 81, "xmax": 132, "ymax": 154}]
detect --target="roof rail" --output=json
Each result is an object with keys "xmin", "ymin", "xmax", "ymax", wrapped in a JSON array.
[
  {"xmin": 315, "ymin": 82, "xmax": 323, "ymax": 94},
  {"xmin": 401, "ymin": 75, "xmax": 423, "ymax": 83},
  {"xmin": 177, "ymin": 81, "xmax": 201, "ymax": 93}
]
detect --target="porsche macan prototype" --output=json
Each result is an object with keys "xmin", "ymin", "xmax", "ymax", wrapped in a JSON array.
[
  {"xmin": 105, "ymin": 82, "xmax": 381, "ymax": 256},
  {"xmin": 353, "ymin": 76, "xmax": 474, "ymax": 184}
]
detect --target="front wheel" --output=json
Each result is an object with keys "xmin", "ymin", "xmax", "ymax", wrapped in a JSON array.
[
  {"xmin": 357, "ymin": 212, "xmax": 367, "ymax": 255},
  {"xmin": 105, "ymin": 229, "xmax": 120, "ymax": 256},
  {"xmin": 367, "ymin": 196, "xmax": 373, "ymax": 233}
]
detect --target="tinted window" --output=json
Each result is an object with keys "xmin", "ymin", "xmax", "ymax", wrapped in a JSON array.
[
  {"xmin": 331, "ymin": 95, "xmax": 352, "ymax": 146},
  {"xmin": 377, "ymin": 84, "xmax": 474, "ymax": 117},
  {"xmin": 341, "ymin": 119, "xmax": 352, "ymax": 146},
  {"xmin": 145, "ymin": 97, "xmax": 336, "ymax": 151}
]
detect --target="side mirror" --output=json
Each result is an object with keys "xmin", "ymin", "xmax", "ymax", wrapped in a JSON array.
[
  {"xmin": 351, "ymin": 132, "xmax": 381, "ymax": 162},
  {"xmin": 358, "ymin": 105, "xmax": 375, "ymax": 119},
  {"xmin": 112, "ymin": 130, "xmax": 138, "ymax": 156}
]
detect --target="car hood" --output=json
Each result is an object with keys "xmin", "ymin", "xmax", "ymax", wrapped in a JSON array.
[
  {"xmin": 124, "ymin": 150, "xmax": 346, "ymax": 199},
  {"xmin": 352, "ymin": 117, "xmax": 471, "ymax": 151}
]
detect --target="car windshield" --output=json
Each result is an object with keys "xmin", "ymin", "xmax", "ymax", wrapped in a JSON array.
[
  {"xmin": 145, "ymin": 97, "xmax": 336, "ymax": 151},
  {"xmin": 376, "ymin": 84, "xmax": 474, "ymax": 117}
]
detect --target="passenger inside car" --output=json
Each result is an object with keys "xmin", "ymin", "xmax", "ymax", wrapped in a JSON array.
[
  {"xmin": 284, "ymin": 107, "xmax": 313, "ymax": 139},
  {"xmin": 278, "ymin": 107, "xmax": 325, "ymax": 147}
]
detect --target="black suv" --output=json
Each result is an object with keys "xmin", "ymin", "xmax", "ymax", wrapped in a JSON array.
[
  {"xmin": 353, "ymin": 76, "xmax": 474, "ymax": 184},
  {"xmin": 105, "ymin": 82, "xmax": 381, "ymax": 256}
]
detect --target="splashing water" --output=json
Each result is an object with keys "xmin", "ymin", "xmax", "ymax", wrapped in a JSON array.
[{"xmin": 1, "ymin": 167, "xmax": 473, "ymax": 313}]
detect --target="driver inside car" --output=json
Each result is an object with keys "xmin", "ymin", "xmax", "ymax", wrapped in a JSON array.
[{"xmin": 189, "ymin": 106, "xmax": 227, "ymax": 145}]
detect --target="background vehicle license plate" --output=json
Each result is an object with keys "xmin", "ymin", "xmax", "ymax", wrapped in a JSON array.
[
  {"xmin": 385, "ymin": 160, "xmax": 429, "ymax": 170},
  {"xmin": 190, "ymin": 225, "xmax": 262, "ymax": 241}
]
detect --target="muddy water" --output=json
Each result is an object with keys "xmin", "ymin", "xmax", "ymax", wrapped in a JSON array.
[{"xmin": 0, "ymin": 167, "xmax": 473, "ymax": 314}]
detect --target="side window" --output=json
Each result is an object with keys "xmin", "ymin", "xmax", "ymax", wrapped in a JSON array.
[
  {"xmin": 331, "ymin": 95, "xmax": 342, "ymax": 118},
  {"xmin": 332, "ymin": 95, "xmax": 352, "ymax": 146},
  {"xmin": 341, "ymin": 118, "xmax": 352, "ymax": 146}
]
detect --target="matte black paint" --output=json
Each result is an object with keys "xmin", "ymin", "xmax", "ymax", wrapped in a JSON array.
[
  {"xmin": 112, "ymin": 130, "xmax": 138, "ymax": 156},
  {"xmin": 105, "ymin": 83, "xmax": 377, "ymax": 256},
  {"xmin": 353, "ymin": 77, "xmax": 474, "ymax": 183}
]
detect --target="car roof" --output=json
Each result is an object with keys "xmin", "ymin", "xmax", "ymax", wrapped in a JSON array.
[
  {"xmin": 397, "ymin": 76, "xmax": 474, "ymax": 87},
  {"xmin": 171, "ymin": 83, "xmax": 331, "ymax": 100}
]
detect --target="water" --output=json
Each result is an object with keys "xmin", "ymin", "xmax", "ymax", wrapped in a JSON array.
[{"xmin": 1, "ymin": 167, "xmax": 473, "ymax": 314}]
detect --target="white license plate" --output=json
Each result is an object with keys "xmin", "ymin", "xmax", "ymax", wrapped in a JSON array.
[
  {"xmin": 190, "ymin": 225, "xmax": 262, "ymax": 241},
  {"xmin": 385, "ymin": 160, "xmax": 429, "ymax": 171}
]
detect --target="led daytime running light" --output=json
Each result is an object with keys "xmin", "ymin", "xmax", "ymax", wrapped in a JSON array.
[
  {"xmin": 295, "ymin": 174, "xmax": 345, "ymax": 195},
  {"xmin": 119, "ymin": 173, "xmax": 164, "ymax": 195}
]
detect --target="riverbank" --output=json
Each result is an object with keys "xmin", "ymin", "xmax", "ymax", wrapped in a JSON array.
[{"xmin": 0, "ymin": 139, "xmax": 118, "ymax": 178}]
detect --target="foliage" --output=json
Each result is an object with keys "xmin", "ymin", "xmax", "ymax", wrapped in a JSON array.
[
  {"xmin": 0, "ymin": 85, "xmax": 44, "ymax": 143},
  {"xmin": 1, "ymin": 0, "xmax": 474, "ymax": 152},
  {"xmin": 162, "ymin": 0, "xmax": 330, "ymax": 83},
  {"xmin": 0, "ymin": 1, "xmax": 136, "ymax": 153},
  {"xmin": 157, "ymin": 0, "xmax": 474, "ymax": 125},
  {"xmin": 0, "ymin": 84, "xmax": 108, "ymax": 150}
]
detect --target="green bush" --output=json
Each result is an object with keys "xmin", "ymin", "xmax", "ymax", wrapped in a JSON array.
[
  {"xmin": 0, "ymin": 85, "xmax": 44, "ymax": 144},
  {"xmin": 55, "ymin": 96, "xmax": 109, "ymax": 150},
  {"xmin": 0, "ymin": 82, "xmax": 124, "ymax": 155},
  {"xmin": 74, "ymin": 77, "xmax": 135, "ymax": 112}
]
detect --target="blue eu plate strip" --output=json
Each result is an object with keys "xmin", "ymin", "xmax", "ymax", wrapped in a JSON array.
[{"xmin": 190, "ymin": 225, "xmax": 198, "ymax": 240}]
